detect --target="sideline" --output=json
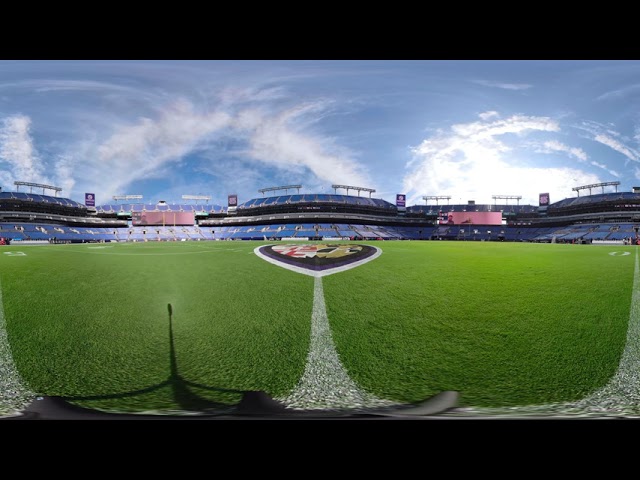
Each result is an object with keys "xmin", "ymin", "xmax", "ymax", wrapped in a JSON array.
[{"xmin": 0, "ymin": 277, "xmax": 35, "ymax": 417}]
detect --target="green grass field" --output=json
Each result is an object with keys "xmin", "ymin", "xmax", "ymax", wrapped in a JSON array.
[{"xmin": 0, "ymin": 240, "xmax": 635, "ymax": 413}]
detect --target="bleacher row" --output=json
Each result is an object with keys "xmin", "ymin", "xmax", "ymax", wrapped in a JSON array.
[
  {"xmin": 236, "ymin": 194, "xmax": 396, "ymax": 211},
  {"xmin": 90, "ymin": 200, "xmax": 590, "ymax": 218},
  {"xmin": 94, "ymin": 194, "xmax": 399, "ymax": 215},
  {"xmin": 548, "ymin": 192, "xmax": 640, "ymax": 210},
  {"xmin": 529, "ymin": 223, "xmax": 639, "ymax": 242},
  {"xmin": 0, "ymin": 192, "xmax": 86, "ymax": 209},
  {"xmin": 96, "ymin": 203, "xmax": 226, "ymax": 214},
  {"xmin": 2, "ymin": 221, "xmax": 639, "ymax": 243},
  {"xmin": 407, "ymin": 204, "xmax": 538, "ymax": 214},
  {"xmin": 0, "ymin": 223, "xmax": 408, "ymax": 242}
]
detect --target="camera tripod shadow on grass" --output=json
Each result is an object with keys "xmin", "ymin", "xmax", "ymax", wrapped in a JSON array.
[
  {"xmin": 6, "ymin": 303, "xmax": 458, "ymax": 419},
  {"xmin": 60, "ymin": 303, "xmax": 257, "ymax": 414},
  {"xmin": 15, "ymin": 303, "xmax": 286, "ymax": 419}
]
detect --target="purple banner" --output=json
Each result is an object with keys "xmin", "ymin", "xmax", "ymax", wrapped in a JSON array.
[
  {"xmin": 396, "ymin": 193, "xmax": 406, "ymax": 209},
  {"xmin": 85, "ymin": 193, "xmax": 95, "ymax": 207},
  {"xmin": 228, "ymin": 194, "xmax": 238, "ymax": 207},
  {"xmin": 539, "ymin": 193, "xmax": 550, "ymax": 206}
]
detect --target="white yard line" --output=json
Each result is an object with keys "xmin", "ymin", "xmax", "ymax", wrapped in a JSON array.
[
  {"xmin": 280, "ymin": 276, "xmax": 394, "ymax": 411},
  {"xmin": 449, "ymin": 249, "xmax": 640, "ymax": 418},
  {"xmin": 0, "ymin": 277, "xmax": 34, "ymax": 417}
]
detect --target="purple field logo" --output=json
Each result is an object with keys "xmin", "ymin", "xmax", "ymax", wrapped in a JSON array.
[{"xmin": 255, "ymin": 244, "xmax": 382, "ymax": 277}]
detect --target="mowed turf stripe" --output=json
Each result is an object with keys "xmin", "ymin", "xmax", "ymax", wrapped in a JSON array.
[
  {"xmin": 448, "ymin": 247, "xmax": 640, "ymax": 418},
  {"xmin": 280, "ymin": 276, "xmax": 393, "ymax": 410},
  {"xmin": 0, "ymin": 276, "xmax": 34, "ymax": 417}
]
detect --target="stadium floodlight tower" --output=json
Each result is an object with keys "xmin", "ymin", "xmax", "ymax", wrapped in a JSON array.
[
  {"xmin": 182, "ymin": 194, "xmax": 211, "ymax": 204},
  {"xmin": 258, "ymin": 185, "xmax": 302, "ymax": 196},
  {"xmin": 572, "ymin": 181, "xmax": 620, "ymax": 197},
  {"xmin": 14, "ymin": 181, "xmax": 62, "ymax": 196},
  {"xmin": 422, "ymin": 195, "xmax": 451, "ymax": 205},
  {"xmin": 332, "ymin": 184, "xmax": 376, "ymax": 197},
  {"xmin": 112, "ymin": 195, "xmax": 143, "ymax": 203},
  {"xmin": 492, "ymin": 195, "xmax": 522, "ymax": 206}
]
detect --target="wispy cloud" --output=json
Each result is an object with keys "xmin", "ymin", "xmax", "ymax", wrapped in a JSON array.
[
  {"xmin": 473, "ymin": 80, "xmax": 532, "ymax": 91},
  {"xmin": 403, "ymin": 113, "xmax": 603, "ymax": 205},
  {"xmin": 478, "ymin": 111, "xmax": 499, "ymax": 121},
  {"xmin": 597, "ymin": 84, "xmax": 640, "ymax": 101},
  {"xmin": 540, "ymin": 140, "xmax": 588, "ymax": 161},
  {"xmin": 237, "ymin": 102, "xmax": 370, "ymax": 188},
  {"xmin": 49, "ymin": 94, "xmax": 370, "ymax": 201},
  {"xmin": 536, "ymin": 140, "xmax": 620, "ymax": 177},
  {"xmin": 594, "ymin": 133, "xmax": 639, "ymax": 162},
  {"xmin": 0, "ymin": 114, "xmax": 49, "ymax": 186},
  {"xmin": 590, "ymin": 160, "xmax": 620, "ymax": 178},
  {"xmin": 74, "ymin": 99, "xmax": 233, "ymax": 197}
]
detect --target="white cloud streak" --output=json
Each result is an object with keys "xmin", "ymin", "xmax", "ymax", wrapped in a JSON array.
[
  {"xmin": 473, "ymin": 80, "xmax": 532, "ymax": 91},
  {"xmin": 596, "ymin": 84, "xmax": 640, "ymax": 101},
  {"xmin": 594, "ymin": 133, "xmax": 639, "ymax": 162},
  {"xmin": 236, "ymin": 103, "xmax": 369, "ymax": 188},
  {"xmin": 590, "ymin": 160, "xmax": 620, "ymax": 178},
  {"xmin": 541, "ymin": 140, "xmax": 588, "ymax": 161}
]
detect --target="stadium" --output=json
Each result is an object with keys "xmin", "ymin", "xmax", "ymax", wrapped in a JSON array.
[
  {"xmin": 1, "ymin": 178, "xmax": 640, "ymax": 419},
  {"xmin": 3, "ymin": 179, "xmax": 640, "ymax": 246}
]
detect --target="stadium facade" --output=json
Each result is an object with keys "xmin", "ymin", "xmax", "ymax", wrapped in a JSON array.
[{"xmin": 2, "ymin": 183, "xmax": 640, "ymax": 245}]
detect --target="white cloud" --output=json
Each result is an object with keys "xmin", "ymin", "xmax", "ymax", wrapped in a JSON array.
[
  {"xmin": 590, "ymin": 160, "xmax": 620, "ymax": 178},
  {"xmin": 53, "ymin": 96, "xmax": 370, "ymax": 201},
  {"xmin": 594, "ymin": 133, "xmax": 639, "ymax": 162},
  {"xmin": 403, "ymin": 114, "xmax": 603, "ymax": 205},
  {"xmin": 479, "ymin": 111, "xmax": 499, "ymax": 121},
  {"xmin": 0, "ymin": 114, "xmax": 49, "ymax": 185},
  {"xmin": 53, "ymin": 155, "xmax": 76, "ymax": 195},
  {"xmin": 233, "ymin": 102, "xmax": 370, "ymax": 188},
  {"xmin": 473, "ymin": 80, "xmax": 532, "ymax": 91},
  {"xmin": 597, "ymin": 84, "xmax": 640, "ymax": 101},
  {"xmin": 541, "ymin": 140, "xmax": 588, "ymax": 161},
  {"xmin": 449, "ymin": 115, "xmax": 558, "ymax": 139},
  {"xmin": 73, "ymin": 99, "xmax": 233, "ymax": 197}
]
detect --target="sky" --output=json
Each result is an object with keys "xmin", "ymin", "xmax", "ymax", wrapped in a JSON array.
[{"xmin": 1, "ymin": 60, "xmax": 640, "ymax": 208}]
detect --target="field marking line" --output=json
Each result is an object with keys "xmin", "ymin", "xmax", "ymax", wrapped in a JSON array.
[
  {"xmin": 279, "ymin": 276, "xmax": 394, "ymax": 411},
  {"xmin": 568, "ymin": 247, "xmax": 640, "ymax": 413},
  {"xmin": 37, "ymin": 249, "xmax": 223, "ymax": 256},
  {"xmin": 449, "ymin": 248, "xmax": 640, "ymax": 418},
  {"xmin": 0, "ymin": 277, "xmax": 35, "ymax": 417}
]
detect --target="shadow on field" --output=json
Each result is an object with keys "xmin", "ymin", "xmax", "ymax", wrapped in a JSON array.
[
  {"xmin": 63, "ymin": 303, "xmax": 243, "ymax": 412},
  {"xmin": 5, "ymin": 303, "xmax": 461, "ymax": 419}
]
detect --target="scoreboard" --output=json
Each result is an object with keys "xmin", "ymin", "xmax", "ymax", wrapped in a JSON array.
[{"xmin": 131, "ymin": 211, "xmax": 195, "ymax": 226}]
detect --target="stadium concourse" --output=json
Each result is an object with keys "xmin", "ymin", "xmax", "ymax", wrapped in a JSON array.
[{"xmin": 3, "ymin": 188, "xmax": 640, "ymax": 245}]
